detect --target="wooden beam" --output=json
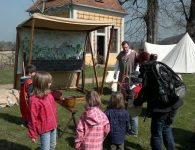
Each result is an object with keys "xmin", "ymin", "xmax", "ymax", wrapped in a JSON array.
[
  {"xmin": 13, "ymin": 28, "xmax": 21, "ymax": 89},
  {"xmin": 82, "ymin": 51, "xmax": 86, "ymax": 92},
  {"xmin": 99, "ymin": 25, "xmax": 114, "ymax": 95},
  {"xmin": 87, "ymin": 33, "xmax": 99, "ymax": 90},
  {"xmin": 28, "ymin": 19, "xmax": 35, "ymax": 64},
  {"xmin": 76, "ymin": 72, "xmax": 81, "ymax": 87},
  {"xmin": 78, "ymin": 34, "xmax": 88, "ymax": 90}
]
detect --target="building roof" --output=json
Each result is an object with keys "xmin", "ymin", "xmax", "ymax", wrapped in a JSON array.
[
  {"xmin": 17, "ymin": 13, "xmax": 115, "ymax": 31},
  {"xmin": 27, "ymin": 0, "xmax": 127, "ymax": 14}
]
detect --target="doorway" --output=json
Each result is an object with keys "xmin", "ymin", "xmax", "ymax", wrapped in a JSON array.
[{"xmin": 97, "ymin": 35, "xmax": 105, "ymax": 64}]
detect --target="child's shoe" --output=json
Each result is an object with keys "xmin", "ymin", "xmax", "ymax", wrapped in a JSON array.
[
  {"xmin": 21, "ymin": 121, "xmax": 28, "ymax": 128},
  {"xmin": 128, "ymin": 130, "xmax": 138, "ymax": 137}
]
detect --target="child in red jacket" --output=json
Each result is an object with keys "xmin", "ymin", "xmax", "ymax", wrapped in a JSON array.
[
  {"xmin": 20, "ymin": 64, "xmax": 36, "ymax": 127},
  {"xmin": 28, "ymin": 71, "xmax": 57, "ymax": 150}
]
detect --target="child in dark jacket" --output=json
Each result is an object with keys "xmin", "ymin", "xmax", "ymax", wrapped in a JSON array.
[
  {"xmin": 20, "ymin": 64, "xmax": 36, "ymax": 127},
  {"xmin": 105, "ymin": 92, "xmax": 129, "ymax": 150}
]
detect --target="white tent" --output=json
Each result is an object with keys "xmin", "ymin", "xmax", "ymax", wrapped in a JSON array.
[
  {"xmin": 144, "ymin": 42, "xmax": 176, "ymax": 61},
  {"xmin": 162, "ymin": 33, "xmax": 195, "ymax": 73}
]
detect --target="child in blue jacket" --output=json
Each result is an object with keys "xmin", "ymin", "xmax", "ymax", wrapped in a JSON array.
[{"xmin": 105, "ymin": 92, "xmax": 129, "ymax": 150}]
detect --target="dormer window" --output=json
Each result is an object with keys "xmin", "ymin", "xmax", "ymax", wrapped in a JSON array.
[{"xmin": 95, "ymin": 0, "xmax": 104, "ymax": 3}]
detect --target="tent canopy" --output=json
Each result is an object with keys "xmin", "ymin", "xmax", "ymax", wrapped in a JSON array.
[
  {"xmin": 17, "ymin": 13, "xmax": 115, "ymax": 31},
  {"xmin": 144, "ymin": 42, "xmax": 176, "ymax": 61},
  {"xmin": 14, "ymin": 13, "xmax": 115, "ymax": 93},
  {"xmin": 162, "ymin": 33, "xmax": 195, "ymax": 73}
]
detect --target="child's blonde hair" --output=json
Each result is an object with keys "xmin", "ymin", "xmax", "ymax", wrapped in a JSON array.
[
  {"xmin": 108, "ymin": 92, "xmax": 125, "ymax": 109},
  {"xmin": 32, "ymin": 71, "xmax": 52, "ymax": 98},
  {"xmin": 85, "ymin": 91, "xmax": 101, "ymax": 107}
]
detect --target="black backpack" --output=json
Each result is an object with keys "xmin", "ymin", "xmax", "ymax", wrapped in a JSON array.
[{"xmin": 140, "ymin": 61, "xmax": 186, "ymax": 109}]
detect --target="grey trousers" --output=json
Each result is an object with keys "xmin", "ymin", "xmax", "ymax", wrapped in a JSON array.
[{"xmin": 110, "ymin": 143, "xmax": 124, "ymax": 150}]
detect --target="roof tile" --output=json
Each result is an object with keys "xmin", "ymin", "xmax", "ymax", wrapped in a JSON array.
[{"xmin": 27, "ymin": 0, "xmax": 127, "ymax": 14}]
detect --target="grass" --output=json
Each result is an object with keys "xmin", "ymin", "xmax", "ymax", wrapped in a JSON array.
[
  {"xmin": 84, "ymin": 65, "xmax": 114, "ymax": 78},
  {"xmin": 0, "ymin": 67, "xmax": 14, "ymax": 84},
  {"xmin": 0, "ymin": 66, "xmax": 114, "ymax": 84},
  {"xmin": 0, "ymin": 68, "xmax": 195, "ymax": 150}
]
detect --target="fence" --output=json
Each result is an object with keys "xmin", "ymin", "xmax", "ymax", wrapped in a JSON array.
[{"xmin": 0, "ymin": 51, "xmax": 15, "ymax": 69}]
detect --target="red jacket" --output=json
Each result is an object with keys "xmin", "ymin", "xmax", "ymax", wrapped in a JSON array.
[
  {"xmin": 28, "ymin": 93, "xmax": 57, "ymax": 139},
  {"xmin": 133, "ymin": 85, "xmax": 142, "ymax": 100},
  {"xmin": 19, "ymin": 77, "xmax": 32, "ymax": 121},
  {"xmin": 75, "ymin": 107, "xmax": 110, "ymax": 150}
]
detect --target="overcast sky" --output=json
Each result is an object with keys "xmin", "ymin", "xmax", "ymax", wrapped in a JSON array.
[{"xmin": 0, "ymin": 0, "xmax": 33, "ymax": 42}]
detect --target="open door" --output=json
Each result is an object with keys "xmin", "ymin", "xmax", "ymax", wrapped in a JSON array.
[{"xmin": 97, "ymin": 35, "xmax": 105, "ymax": 64}]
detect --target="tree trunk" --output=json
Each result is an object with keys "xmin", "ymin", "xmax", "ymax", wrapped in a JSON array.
[
  {"xmin": 144, "ymin": 0, "xmax": 158, "ymax": 43},
  {"xmin": 187, "ymin": 0, "xmax": 195, "ymax": 38}
]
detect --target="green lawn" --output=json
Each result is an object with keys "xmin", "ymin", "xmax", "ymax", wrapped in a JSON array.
[
  {"xmin": 0, "ymin": 69, "xmax": 195, "ymax": 150},
  {"xmin": 0, "ymin": 67, "xmax": 14, "ymax": 84},
  {"xmin": 84, "ymin": 65, "xmax": 114, "ymax": 78},
  {"xmin": 0, "ymin": 66, "xmax": 114, "ymax": 84}
]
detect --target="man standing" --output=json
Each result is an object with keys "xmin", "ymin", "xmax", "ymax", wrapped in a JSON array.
[
  {"xmin": 114, "ymin": 41, "xmax": 139, "ymax": 136},
  {"xmin": 114, "ymin": 41, "xmax": 137, "ymax": 90}
]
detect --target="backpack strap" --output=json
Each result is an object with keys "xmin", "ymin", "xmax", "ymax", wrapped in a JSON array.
[{"xmin": 154, "ymin": 61, "xmax": 182, "ymax": 82}]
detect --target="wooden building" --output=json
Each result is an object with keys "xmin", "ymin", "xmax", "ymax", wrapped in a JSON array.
[{"xmin": 27, "ymin": 0, "xmax": 127, "ymax": 65}]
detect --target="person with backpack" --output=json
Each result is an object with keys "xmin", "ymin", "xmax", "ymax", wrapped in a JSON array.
[{"xmin": 134, "ymin": 52, "xmax": 186, "ymax": 150}]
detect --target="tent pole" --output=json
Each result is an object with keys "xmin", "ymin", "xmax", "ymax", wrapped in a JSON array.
[
  {"xmin": 77, "ymin": 34, "xmax": 87, "ymax": 89},
  {"xmin": 78, "ymin": 34, "xmax": 88, "ymax": 91},
  {"xmin": 28, "ymin": 19, "xmax": 35, "ymax": 64},
  {"xmin": 82, "ymin": 51, "xmax": 86, "ymax": 92},
  {"xmin": 87, "ymin": 33, "xmax": 99, "ymax": 90},
  {"xmin": 14, "ymin": 28, "xmax": 21, "ymax": 89},
  {"xmin": 99, "ymin": 25, "xmax": 114, "ymax": 95}
]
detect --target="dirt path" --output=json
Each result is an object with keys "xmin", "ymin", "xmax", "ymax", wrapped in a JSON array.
[
  {"xmin": 0, "ymin": 84, "xmax": 13, "ymax": 89},
  {"xmin": 0, "ymin": 77, "xmax": 103, "ymax": 90}
]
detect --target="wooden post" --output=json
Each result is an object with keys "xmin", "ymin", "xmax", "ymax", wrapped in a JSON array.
[
  {"xmin": 99, "ymin": 25, "xmax": 114, "ymax": 95},
  {"xmin": 13, "ymin": 28, "xmax": 21, "ymax": 89},
  {"xmin": 28, "ymin": 19, "xmax": 35, "ymax": 64},
  {"xmin": 76, "ymin": 72, "xmax": 81, "ymax": 88},
  {"xmin": 87, "ymin": 33, "xmax": 99, "ymax": 90},
  {"xmin": 76, "ymin": 34, "xmax": 88, "ymax": 89},
  {"xmin": 82, "ymin": 51, "xmax": 86, "ymax": 92}
]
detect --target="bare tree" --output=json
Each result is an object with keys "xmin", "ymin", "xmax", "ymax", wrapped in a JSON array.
[
  {"xmin": 119, "ymin": 0, "xmax": 195, "ymax": 44},
  {"xmin": 185, "ymin": 0, "xmax": 195, "ymax": 37},
  {"xmin": 144, "ymin": 0, "xmax": 159, "ymax": 43},
  {"xmin": 119, "ymin": 0, "xmax": 159, "ymax": 45},
  {"xmin": 159, "ymin": 0, "xmax": 195, "ymax": 38}
]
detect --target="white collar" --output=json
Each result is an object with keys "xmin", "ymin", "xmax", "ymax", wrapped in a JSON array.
[{"xmin": 126, "ymin": 49, "xmax": 133, "ymax": 55}]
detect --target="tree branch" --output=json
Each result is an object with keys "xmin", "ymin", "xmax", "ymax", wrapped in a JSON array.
[
  {"xmin": 179, "ymin": 0, "xmax": 189, "ymax": 21},
  {"xmin": 118, "ymin": 0, "xmax": 130, "ymax": 5}
]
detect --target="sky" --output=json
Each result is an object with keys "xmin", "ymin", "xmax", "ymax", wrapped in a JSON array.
[
  {"xmin": 0, "ymin": 1, "xmax": 186, "ymax": 43},
  {"xmin": 0, "ymin": 0, "xmax": 33, "ymax": 42}
]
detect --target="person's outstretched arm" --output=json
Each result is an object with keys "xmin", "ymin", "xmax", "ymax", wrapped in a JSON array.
[{"xmin": 114, "ymin": 60, "xmax": 119, "ymax": 79}]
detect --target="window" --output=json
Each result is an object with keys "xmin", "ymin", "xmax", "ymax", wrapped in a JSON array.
[
  {"xmin": 97, "ymin": 28, "xmax": 105, "ymax": 33},
  {"xmin": 110, "ymin": 28, "xmax": 118, "ymax": 53}
]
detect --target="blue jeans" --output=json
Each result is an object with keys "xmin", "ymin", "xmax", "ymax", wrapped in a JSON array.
[
  {"xmin": 151, "ymin": 112, "xmax": 175, "ymax": 150},
  {"xmin": 40, "ymin": 128, "xmax": 57, "ymax": 150},
  {"xmin": 129, "ymin": 116, "xmax": 138, "ymax": 135}
]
